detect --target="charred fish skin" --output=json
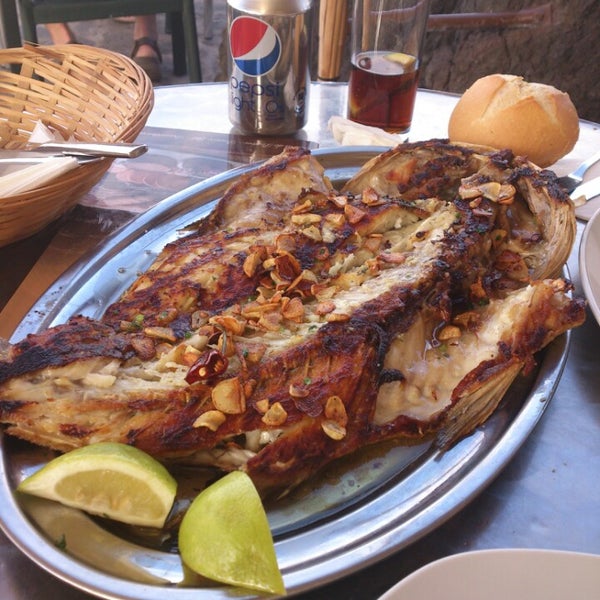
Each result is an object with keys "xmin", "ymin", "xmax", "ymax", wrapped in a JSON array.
[
  {"xmin": 346, "ymin": 140, "xmax": 576, "ymax": 285},
  {"xmin": 342, "ymin": 139, "xmax": 483, "ymax": 200},
  {"xmin": 0, "ymin": 142, "xmax": 586, "ymax": 497},
  {"xmin": 371, "ymin": 279, "xmax": 586, "ymax": 449},
  {"xmin": 102, "ymin": 146, "xmax": 334, "ymax": 332},
  {"xmin": 103, "ymin": 141, "xmax": 484, "ymax": 336},
  {"xmin": 0, "ymin": 317, "xmax": 135, "ymax": 383},
  {"xmin": 129, "ymin": 200, "xmax": 497, "ymax": 495},
  {"xmin": 436, "ymin": 280, "xmax": 586, "ymax": 447},
  {"xmin": 0, "ymin": 201, "xmax": 474, "ymax": 459}
]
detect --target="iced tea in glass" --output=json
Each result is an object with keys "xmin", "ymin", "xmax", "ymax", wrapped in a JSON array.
[{"xmin": 347, "ymin": 0, "xmax": 431, "ymax": 135}]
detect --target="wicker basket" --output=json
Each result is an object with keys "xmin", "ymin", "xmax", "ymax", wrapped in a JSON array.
[{"xmin": 0, "ymin": 44, "xmax": 154, "ymax": 247}]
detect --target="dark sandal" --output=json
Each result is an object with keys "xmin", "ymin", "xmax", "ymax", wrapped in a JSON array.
[{"xmin": 131, "ymin": 37, "xmax": 162, "ymax": 83}]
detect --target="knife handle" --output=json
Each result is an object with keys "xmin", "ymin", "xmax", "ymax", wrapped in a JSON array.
[
  {"xmin": 38, "ymin": 142, "xmax": 148, "ymax": 158},
  {"xmin": 570, "ymin": 176, "xmax": 600, "ymax": 203}
]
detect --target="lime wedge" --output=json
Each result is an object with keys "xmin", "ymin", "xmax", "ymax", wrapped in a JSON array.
[
  {"xmin": 385, "ymin": 52, "xmax": 416, "ymax": 69},
  {"xmin": 17, "ymin": 442, "xmax": 177, "ymax": 528},
  {"xmin": 178, "ymin": 471, "xmax": 285, "ymax": 595}
]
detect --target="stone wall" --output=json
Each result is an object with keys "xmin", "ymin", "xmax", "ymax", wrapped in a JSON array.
[
  {"xmin": 421, "ymin": 0, "xmax": 599, "ymax": 123},
  {"xmin": 307, "ymin": 0, "xmax": 599, "ymax": 123}
]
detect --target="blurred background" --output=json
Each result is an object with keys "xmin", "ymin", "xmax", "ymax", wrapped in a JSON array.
[{"xmin": 2, "ymin": 0, "xmax": 598, "ymax": 123}]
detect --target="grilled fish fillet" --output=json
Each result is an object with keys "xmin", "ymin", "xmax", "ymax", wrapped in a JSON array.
[{"xmin": 0, "ymin": 141, "xmax": 585, "ymax": 497}]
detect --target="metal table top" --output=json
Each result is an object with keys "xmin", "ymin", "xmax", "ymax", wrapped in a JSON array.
[{"xmin": 1, "ymin": 82, "xmax": 599, "ymax": 600}]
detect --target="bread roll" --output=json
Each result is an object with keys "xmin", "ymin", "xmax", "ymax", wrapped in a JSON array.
[{"xmin": 448, "ymin": 74, "xmax": 579, "ymax": 167}]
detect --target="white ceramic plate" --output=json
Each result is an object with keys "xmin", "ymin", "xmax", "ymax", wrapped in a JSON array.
[
  {"xmin": 574, "ymin": 180, "xmax": 600, "ymax": 222},
  {"xmin": 579, "ymin": 207, "xmax": 600, "ymax": 325},
  {"xmin": 379, "ymin": 549, "xmax": 600, "ymax": 600}
]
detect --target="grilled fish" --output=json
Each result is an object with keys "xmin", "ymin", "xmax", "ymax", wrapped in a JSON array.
[{"xmin": 0, "ymin": 141, "xmax": 585, "ymax": 497}]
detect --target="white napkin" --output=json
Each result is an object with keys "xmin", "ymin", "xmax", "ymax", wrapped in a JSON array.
[
  {"xmin": 328, "ymin": 115, "xmax": 405, "ymax": 147},
  {"xmin": 0, "ymin": 121, "xmax": 79, "ymax": 198},
  {"xmin": 0, "ymin": 156, "xmax": 79, "ymax": 198},
  {"xmin": 28, "ymin": 120, "xmax": 76, "ymax": 145}
]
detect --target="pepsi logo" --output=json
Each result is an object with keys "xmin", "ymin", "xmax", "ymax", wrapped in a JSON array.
[{"xmin": 229, "ymin": 16, "xmax": 281, "ymax": 77}]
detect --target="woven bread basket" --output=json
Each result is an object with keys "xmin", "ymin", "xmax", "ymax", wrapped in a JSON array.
[{"xmin": 0, "ymin": 44, "xmax": 154, "ymax": 247}]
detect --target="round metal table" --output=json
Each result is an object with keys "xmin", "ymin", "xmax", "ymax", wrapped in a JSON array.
[{"xmin": 1, "ymin": 82, "xmax": 599, "ymax": 600}]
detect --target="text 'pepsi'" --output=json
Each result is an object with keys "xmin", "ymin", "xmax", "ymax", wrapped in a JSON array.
[{"xmin": 227, "ymin": 0, "xmax": 314, "ymax": 136}]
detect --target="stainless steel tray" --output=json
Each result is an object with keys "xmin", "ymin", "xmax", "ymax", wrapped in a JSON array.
[{"xmin": 0, "ymin": 148, "xmax": 569, "ymax": 599}]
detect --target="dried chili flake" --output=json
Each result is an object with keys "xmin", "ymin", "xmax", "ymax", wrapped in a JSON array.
[{"xmin": 185, "ymin": 349, "xmax": 228, "ymax": 384}]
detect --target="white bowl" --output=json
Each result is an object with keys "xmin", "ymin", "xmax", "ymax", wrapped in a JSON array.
[
  {"xmin": 580, "ymin": 207, "xmax": 600, "ymax": 326},
  {"xmin": 379, "ymin": 549, "xmax": 600, "ymax": 600}
]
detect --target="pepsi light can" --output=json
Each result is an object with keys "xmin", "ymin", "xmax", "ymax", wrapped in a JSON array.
[{"xmin": 227, "ymin": 0, "xmax": 313, "ymax": 135}]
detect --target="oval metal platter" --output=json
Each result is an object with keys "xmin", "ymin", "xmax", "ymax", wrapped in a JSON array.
[{"xmin": 0, "ymin": 147, "xmax": 569, "ymax": 599}]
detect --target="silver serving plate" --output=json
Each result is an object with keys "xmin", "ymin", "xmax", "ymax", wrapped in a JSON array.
[{"xmin": 0, "ymin": 148, "xmax": 570, "ymax": 599}]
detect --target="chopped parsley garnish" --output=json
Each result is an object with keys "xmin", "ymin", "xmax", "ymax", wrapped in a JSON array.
[{"xmin": 132, "ymin": 314, "xmax": 144, "ymax": 328}]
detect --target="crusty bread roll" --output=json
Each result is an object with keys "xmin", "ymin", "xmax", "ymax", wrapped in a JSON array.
[{"xmin": 448, "ymin": 74, "xmax": 579, "ymax": 167}]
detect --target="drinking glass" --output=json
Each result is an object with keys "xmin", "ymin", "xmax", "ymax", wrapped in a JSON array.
[{"xmin": 347, "ymin": 0, "xmax": 431, "ymax": 135}]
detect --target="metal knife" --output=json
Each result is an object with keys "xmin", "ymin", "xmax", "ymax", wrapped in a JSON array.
[
  {"xmin": 0, "ymin": 152, "xmax": 101, "ymax": 165},
  {"xmin": 0, "ymin": 141, "xmax": 147, "ymax": 162},
  {"xmin": 558, "ymin": 150, "xmax": 600, "ymax": 193},
  {"xmin": 570, "ymin": 176, "xmax": 600, "ymax": 203},
  {"xmin": 33, "ymin": 141, "xmax": 148, "ymax": 158}
]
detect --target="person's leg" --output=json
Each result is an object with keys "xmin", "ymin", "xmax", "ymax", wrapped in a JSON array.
[
  {"xmin": 131, "ymin": 15, "xmax": 161, "ymax": 83},
  {"xmin": 132, "ymin": 15, "xmax": 159, "ymax": 58},
  {"xmin": 45, "ymin": 22, "xmax": 76, "ymax": 44}
]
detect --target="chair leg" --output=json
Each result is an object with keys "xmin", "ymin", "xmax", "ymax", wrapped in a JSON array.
[
  {"xmin": 169, "ymin": 12, "xmax": 187, "ymax": 77},
  {"xmin": 0, "ymin": 0, "xmax": 22, "ymax": 47},
  {"xmin": 203, "ymin": 0, "xmax": 213, "ymax": 41},
  {"xmin": 182, "ymin": 0, "xmax": 202, "ymax": 83},
  {"xmin": 17, "ymin": 0, "xmax": 39, "ymax": 44}
]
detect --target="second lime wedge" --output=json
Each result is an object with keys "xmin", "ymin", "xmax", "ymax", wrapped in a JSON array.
[{"xmin": 178, "ymin": 471, "xmax": 285, "ymax": 595}]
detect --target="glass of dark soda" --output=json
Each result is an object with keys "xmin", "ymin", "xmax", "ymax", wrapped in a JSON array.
[{"xmin": 347, "ymin": 0, "xmax": 431, "ymax": 135}]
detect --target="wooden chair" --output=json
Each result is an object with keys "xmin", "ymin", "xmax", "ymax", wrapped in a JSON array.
[{"xmin": 4, "ymin": 0, "xmax": 203, "ymax": 82}]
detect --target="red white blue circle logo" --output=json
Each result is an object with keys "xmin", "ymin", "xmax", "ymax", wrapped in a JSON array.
[{"xmin": 229, "ymin": 16, "xmax": 281, "ymax": 77}]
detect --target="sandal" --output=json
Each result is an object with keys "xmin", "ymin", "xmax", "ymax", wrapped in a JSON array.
[{"xmin": 131, "ymin": 37, "xmax": 162, "ymax": 83}]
